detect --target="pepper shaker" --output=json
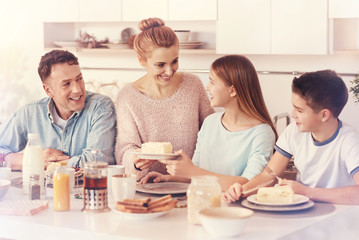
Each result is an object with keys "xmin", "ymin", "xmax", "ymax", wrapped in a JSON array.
[{"xmin": 29, "ymin": 174, "xmax": 41, "ymax": 200}]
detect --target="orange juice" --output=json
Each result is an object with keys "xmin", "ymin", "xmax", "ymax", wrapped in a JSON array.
[{"xmin": 53, "ymin": 167, "xmax": 70, "ymax": 211}]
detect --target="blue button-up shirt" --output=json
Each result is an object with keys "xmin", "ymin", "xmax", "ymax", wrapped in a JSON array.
[{"xmin": 0, "ymin": 91, "xmax": 116, "ymax": 167}]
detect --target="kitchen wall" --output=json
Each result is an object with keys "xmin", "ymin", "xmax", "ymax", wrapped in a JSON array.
[{"xmin": 0, "ymin": 0, "xmax": 358, "ymax": 134}]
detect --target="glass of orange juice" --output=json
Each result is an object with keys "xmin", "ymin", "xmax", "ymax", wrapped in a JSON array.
[{"xmin": 53, "ymin": 166, "xmax": 70, "ymax": 211}]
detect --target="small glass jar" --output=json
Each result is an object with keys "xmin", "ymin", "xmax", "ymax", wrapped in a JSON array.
[
  {"xmin": 187, "ymin": 176, "xmax": 221, "ymax": 225},
  {"xmin": 44, "ymin": 172, "xmax": 53, "ymax": 200},
  {"xmin": 29, "ymin": 174, "xmax": 41, "ymax": 200}
]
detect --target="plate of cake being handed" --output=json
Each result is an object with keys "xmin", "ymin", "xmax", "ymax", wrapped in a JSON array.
[
  {"xmin": 246, "ymin": 185, "xmax": 310, "ymax": 207},
  {"xmin": 132, "ymin": 142, "xmax": 180, "ymax": 160}
]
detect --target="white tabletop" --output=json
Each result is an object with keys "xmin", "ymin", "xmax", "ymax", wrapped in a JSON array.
[{"xmin": 1, "ymin": 174, "xmax": 359, "ymax": 240}]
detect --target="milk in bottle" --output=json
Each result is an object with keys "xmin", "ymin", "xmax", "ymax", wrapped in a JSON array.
[{"xmin": 22, "ymin": 133, "xmax": 44, "ymax": 194}]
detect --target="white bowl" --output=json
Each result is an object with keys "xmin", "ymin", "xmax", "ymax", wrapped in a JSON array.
[
  {"xmin": 198, "ymin": 207, "xmax": 253, "ymax": 237},
  {"xmin": 0, "ymin": 179, "xmax": 11, "ymax": 200},
  {"xmin": 174, "ymin": 30, "xmax": 191, "ymax": 42}
]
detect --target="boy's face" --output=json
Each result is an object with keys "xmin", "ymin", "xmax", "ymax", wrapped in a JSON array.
[{"xmin": 290, "ymin": 93, "xmax": 323, "ymax": 132}]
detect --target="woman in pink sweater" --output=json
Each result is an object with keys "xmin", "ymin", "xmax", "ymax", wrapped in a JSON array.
[{"xmin": 115, "ymin": 18, "xmax": 214, "ymax": 181}]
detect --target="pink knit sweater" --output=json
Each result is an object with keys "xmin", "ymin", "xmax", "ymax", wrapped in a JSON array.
[{"xmin": 115, "ymin": 73, "xmax": 214, "ymax": 180}]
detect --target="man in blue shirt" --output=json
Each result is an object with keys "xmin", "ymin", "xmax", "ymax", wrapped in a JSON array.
[{"xmin": 0, "ymin": 50, "xmax": 116, "ymax": 169}]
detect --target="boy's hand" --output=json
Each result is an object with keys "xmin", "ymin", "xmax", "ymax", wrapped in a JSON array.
[
  {"xmin": 223, "ymin": 183, "xmax": 243, "ymax": 202},
  {"xmin": 279, "ymin": 179, "xmax": 311, "ymax": 197}
]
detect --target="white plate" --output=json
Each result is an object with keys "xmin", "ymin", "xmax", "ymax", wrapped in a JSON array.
[
  {"xmin": 247, "ymin": 194, "xmax": 309, "ymax": 207},
  {"xmin": 241, "ymin": 199, "xmax": 315, "ymax": 212},
  {"xmin": 100, "ymin": 43, "xmax": 129, "ymax": 49},
  {"xmin": 136, "ymin": 182, "xmax": 189, "ymax": 195},
  {"xmin": 179, "ymin": 41, "xmax": 203, "ymax": 49},
  {"xmin": 53, "ymin": 41, "xmax": 78, "ymax": 48},
  {"xmin": 112, "ymin": 208, "xmax": 170, "ymax": 220},
  {"xmin": 132, "ymin": 152, "xmax": 180, "ymax": 160}
]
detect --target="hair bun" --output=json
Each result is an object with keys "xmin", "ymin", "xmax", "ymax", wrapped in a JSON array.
[{"xmin": 138, "ymin": 18, "xmax": 165, "ymax": 31}]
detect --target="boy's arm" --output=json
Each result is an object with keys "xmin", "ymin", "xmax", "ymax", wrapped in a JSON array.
[{"xmin": 283, "ymin": 172, "xmax": 359, "ymax": 205}]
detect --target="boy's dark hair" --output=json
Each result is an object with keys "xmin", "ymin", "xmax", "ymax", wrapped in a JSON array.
[
  {"xmin": 38, "ymin": 50, "xmax": 79, "ymax": 82},
  {"xmin": 292, "ymin": 70, "xmax": 348, "ymax": 118}
]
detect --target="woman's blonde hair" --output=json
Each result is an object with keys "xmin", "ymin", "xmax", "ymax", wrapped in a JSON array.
[
  {"xmin": 133, "ymin": 18, "xmax": 178, "ymax": 60},
  {"xmin": 211, "ymin": 55, "xmax": 278, "ymax": 140}
]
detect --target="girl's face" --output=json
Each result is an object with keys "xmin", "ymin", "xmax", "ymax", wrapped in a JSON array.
[
  {"xmin": 141, "ymin": 45, "xmax": 179, "ymax": 86},
  {"xmin": 206, "ymin": 68, "xmax": 233, "ymax": 108}
]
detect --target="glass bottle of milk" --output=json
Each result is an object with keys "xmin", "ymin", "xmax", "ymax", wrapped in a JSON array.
[{"xmin": 22, "ymin": 133, "xmax": 44, "ymax": 195}]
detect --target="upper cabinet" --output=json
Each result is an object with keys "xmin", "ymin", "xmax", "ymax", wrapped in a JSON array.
[
  {"xmin": 217, "ymin": 0, "xmax": 328, "ymax": 55},
  {"xmin": 122, "ymin": 0, "xmax": 168, "ymax": 21},
  {"xmin": 217, "ymin": 0, "xmax": 271, "ymax": 54},
  {"xmin": 42, "ymin": 0, "xmax": 80, "ymax": 22},
  {"xmin": 168, "ymin": 0, "xmax": 217, "ymax": 21},
  {"xmin": 271, "ymin": 0, "xmax": 327, "ymax": 55},
  {"xmin": 329, "ymin": 0, "xmax": 359, "ymax": 18},
  {"xmin": 79, "ymin": 0, "xmax": 122, "ymax": 22}
]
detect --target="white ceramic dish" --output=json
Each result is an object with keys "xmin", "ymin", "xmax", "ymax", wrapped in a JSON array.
[
  {"xmin": 101, "ymin": 43, "xmax": 129, "ymax": 49},
  {"xmin": 53, "ymin": 41, "xmax": 78, "ymax": 48},
  {"xmin": 241, "ymin": 199, "xmax": 315, "ymax": 212},
  {"xmin": 199, "ymin": 207, "xmax": 253, "ymax": 237},
  {"xmin": 132, "ymin": 152, "xmax": 180, "ymax": 160},
  {"xmin": 112, "ymin": 208, "xmax": 170, "ymax": 220},
  {"xmin": 179, "ymin": 41, "xmax": 203, "ymax": 49},
  {"xmin": 136, "ymin": 182, "xmax": 189, "ymax": 195},
  {"xmin": 0, "ymin": 179, "xmax": 11, "ymax": 200},
  {"xmin": 247, "ymin": 194, "xmax": 309, "ymax": 206}
]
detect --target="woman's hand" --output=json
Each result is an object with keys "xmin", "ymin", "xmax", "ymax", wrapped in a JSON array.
[
  {"xmin": 133, "ymin": 152, "xmax": 156, "ymax": 171},
  {"xmin": 223, "ymin": 183, "xmax": 243, "ymax": 203},
  {"xmin": 140, "ymin": 171, "xmax": 171, "ymax": 184},
  {"xmin": 160, "ymin": 150, "xmax": 194, "ymax": 177}
]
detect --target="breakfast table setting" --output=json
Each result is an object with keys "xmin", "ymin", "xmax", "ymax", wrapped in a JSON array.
[{"xmin": 1, "ymin": 169, "xmax": 359, "ymax": 240}]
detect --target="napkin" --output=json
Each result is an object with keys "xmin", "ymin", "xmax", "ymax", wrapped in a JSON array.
[{"xmin": 0, "ymin": 199, "xmax": 48, "ymax": 216}]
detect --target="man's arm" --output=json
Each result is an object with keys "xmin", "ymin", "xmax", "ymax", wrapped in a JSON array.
[{"xmin": 4, "ymin": 153, "xmax": 23, "ymax": 170}]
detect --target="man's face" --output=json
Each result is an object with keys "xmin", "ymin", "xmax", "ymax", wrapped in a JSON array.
[{"xmin": 43, "ymin": 63, "xmax": 86, "ymax": 120}]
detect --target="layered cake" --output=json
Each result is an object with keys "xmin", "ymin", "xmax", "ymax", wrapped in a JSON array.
[
  {"xmin": 256, "ymin": 185, "xmax": 294, "ymax": 204},
  {"xmin": 141, "ymin": 142, "xmax": 173, "ymax": 154}
]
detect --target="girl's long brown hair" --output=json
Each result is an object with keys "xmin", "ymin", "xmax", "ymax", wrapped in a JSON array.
[{"xmin": 211, "ymin": 55, "xmax": 278, "ymax": 140}]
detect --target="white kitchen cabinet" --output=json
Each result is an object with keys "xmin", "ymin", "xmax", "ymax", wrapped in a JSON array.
[
  {"xmin": 217, "ymin": 0, "xmax": 328, "ymax": 55},
  {"xmin": 42, "ymin": 0, "xmax": 79, "ymax": 22},
  {"xmin": 271, "ymin": 0, "xmax": 328, "ymax": 55},
  {"xmin": 217, "ymin": 0, "xmax": 270, "ymax": 54},
  {"xmin": 79, "ymin": 0, "xmax": 122, "ymax": 22},
  {"xmin": 168, "ymin": 0, "xmax": 217, "ymax": 21},
  {"xmin": 329, "ymin": 0, "xmax": 359, "ymax": 18},
  {"xmin": 122, "ymin": 0, "xmax": 168, "ymax": 21}
]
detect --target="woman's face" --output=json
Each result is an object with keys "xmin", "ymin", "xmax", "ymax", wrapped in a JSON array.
[
  {"xmin": 206, "ymin": 68, "xmax": 233, "ymax": 108},
  {"xmin": 141, "ymin": 45, "xmax": 179, "ymax": 86}
]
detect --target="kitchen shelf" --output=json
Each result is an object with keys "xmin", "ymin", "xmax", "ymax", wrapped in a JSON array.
[{"xmin": 44, "ymin": 47, "xmax": 216, "ymax": 55}]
